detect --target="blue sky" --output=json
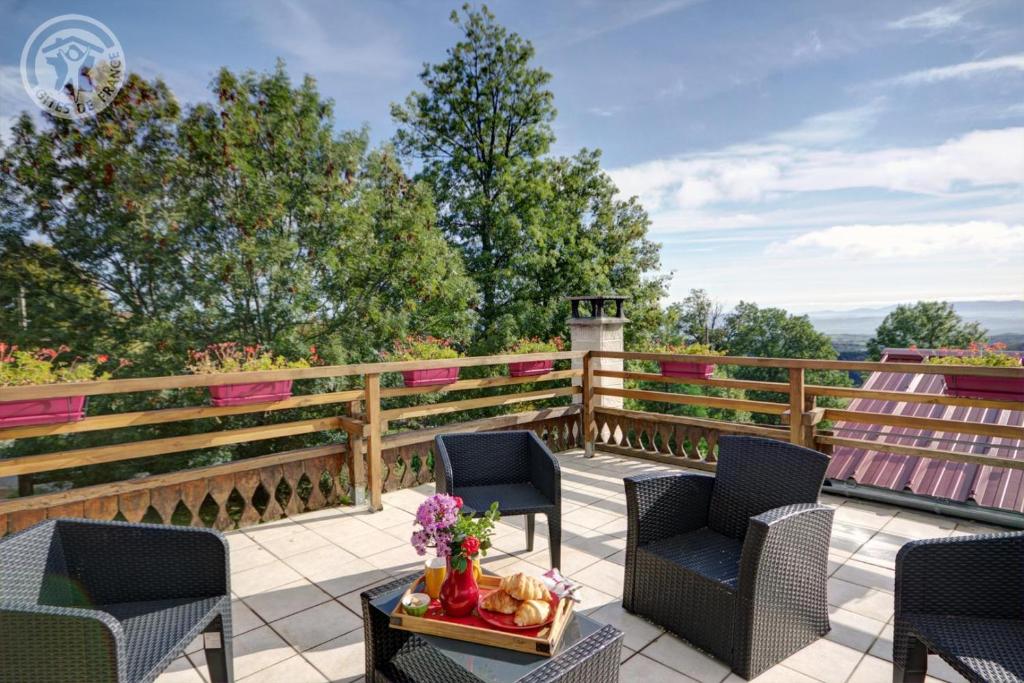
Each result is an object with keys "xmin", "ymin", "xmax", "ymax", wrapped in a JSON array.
[{"xmin": 1, "ymin": 0, "xmax": 1022, "ymax": 312}]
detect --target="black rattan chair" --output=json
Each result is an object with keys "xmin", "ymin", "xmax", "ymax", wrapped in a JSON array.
[
  {"xmin": 435, "ymin": 431, "xmax": 561, "ymax": 570},
  {"xmin": 0, "ymin": 518, "xmax": 233, "ymax": 683},
  {"xmin": 623, "ymin": 435, "xmax": 833, "ymax": 680},
  {"xmin": 894, "ymin": 531, "xmax": 1024, "ymax": 683}
]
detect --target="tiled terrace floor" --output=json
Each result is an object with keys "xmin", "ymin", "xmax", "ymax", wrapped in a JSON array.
[{"xmin": 156, "ymin": 449, "xmax": 1010, "ymax": 683}]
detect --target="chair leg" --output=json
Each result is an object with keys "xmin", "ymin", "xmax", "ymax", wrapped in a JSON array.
[
  {"xmin": 526, "ymin": 513, "xmax": 536, "ymax": 553},
  {"xmin": 893, "ymin": 635, "xmax": 927, "ymax": 683},
  {"xmin": 204, "ymin": 614, "xmax": 232, "ymax": 683},
  {"xmin": 547, "ymin": 512, "xmax": 561, "ymax": 571}
]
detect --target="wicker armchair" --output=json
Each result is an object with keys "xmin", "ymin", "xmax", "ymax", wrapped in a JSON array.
[
  {"xmin": 623, "ymin": 435, "xmax": 833, "ymax": 680},
  {"xmin": 0, "ymin": 518, "xmax": 233, "ymax": 683},
  {"xmin": 894, "ymin": 531, "xmax": 1024, "ymax": 683},
  {"xmin": 435, "ymin": 431, "xmax": 561, "ymax": 569}
]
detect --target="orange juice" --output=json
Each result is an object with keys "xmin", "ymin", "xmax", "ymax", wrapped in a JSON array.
[{"xmin": 424, "ymin": 557, "xmax": 446, "ymax": 600}]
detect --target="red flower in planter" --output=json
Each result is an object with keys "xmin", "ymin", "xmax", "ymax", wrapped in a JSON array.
[{"xmin": 461, "ymin": 535, "xmax": 480, "ymax": 556}]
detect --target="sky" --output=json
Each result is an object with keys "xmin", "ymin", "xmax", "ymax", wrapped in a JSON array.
[{"xmin": 1, "ymin": 0, "xmax": 1022, "ymax": 313}]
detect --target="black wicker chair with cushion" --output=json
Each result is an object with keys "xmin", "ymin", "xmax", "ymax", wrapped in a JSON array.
[
  {"xmin": 0, "ymin": 518, "xmax": 233, "ymax": 683},
  {"xmin": 435, "ymin": 431, "xmax": 561, "ymax": 570},
  {"xmin": 623, "ymin": 435, "xmax": 833, "ymax": 680},
  {"xmin": 894, "ymin": 531, "xmax": 1024, "ymax": 683}
]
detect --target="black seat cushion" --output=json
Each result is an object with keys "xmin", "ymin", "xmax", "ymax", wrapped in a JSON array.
[
  {"xmin": 639, "ymin": 527, "xmax": 743, "ymax": 589},
  {"xmin": 100, "ymin": 596, "xmax": 223, "ymax": 681},
  {"xmin": 906, "ymin": 613, "xmax": 1024, "ymax": 682},
  {"xmin": 453, "ymin": 483, "xmax": 553, "ymax": 516}
]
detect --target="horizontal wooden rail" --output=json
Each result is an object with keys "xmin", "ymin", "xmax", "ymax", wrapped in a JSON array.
[
  {"xmin": 595, "ymin": 350, "xmax": 1024, "ymax": 378},
  {"xmin": 807, "ymin": 384, "xmax": 1023, "ymax": 411},
  {"xmin": 594, "ymin": 406, "xmax": 788, "ymax": 439},
  {"xmin": 0, "ymin": 443, "xmax": 347, "ymax": 515},
  {"xmin": 381, "ymin": 369, "xmax": 580, "ymax": 398},
  {"xmin": 823, "ymin": 409, "xmax": 1023, "ymax": 440},
  {"xmin": 816, "ymin": 435, "xmax": 1024, "ymax": 471},
  {"xmin": 593, "ymin": 386, "xmax": 789, "ymax": 415},
  {"xmin": 0, "ymin": 416, "xmax": 342, "ymax": 478},
  {"xmin": 0, "ymin": 391, "xmax": 365, "ymax": 440},
  {"xmin": 0, "ymin": 351, "xmax": 586, "ymax": 402},
  {"xmin": 594, "ymin": 369, "xmax": 788, "ymax": 393},
  {"xmin": 381, "ymin": 386, "xmax": 579, "ymax": 422},
  {"xmin": 381, "ymin": 405, "xmax": 582, "ymax": 450}
]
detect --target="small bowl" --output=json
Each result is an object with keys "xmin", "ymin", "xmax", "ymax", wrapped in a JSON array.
[{"xmin": 402, "ymin": 592, "xmax": 431, "ymax": 617}]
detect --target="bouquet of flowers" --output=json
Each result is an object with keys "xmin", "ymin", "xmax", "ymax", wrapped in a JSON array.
[{"xmin": 411, "ymin": 493, "xmax": 500, "ymax": 573}]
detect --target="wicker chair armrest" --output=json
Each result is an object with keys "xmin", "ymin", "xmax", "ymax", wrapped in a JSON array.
[
  {"xmin": 895, "ymin": 531, "xmax": 1024, "ymax": 619},
  {"xmin": 737, "ymin": 504, "xmax": 834, "ymax": 598},
  {"xmin": 433, "ymin": 435, "xmax": 456, "ymax": 494},
  {"xmin": 625, "ymin": 472, "xmax": 715, "ymax": 547},
  {"xmin": 1, "ymin": 602, "xmax": 126, "ymax": 681},
  {"xmin": 58, "ymin": 519, "xmax": 229, "ymax": 604},
  {"xmin": 527, "ymin": 432, "xmax": 560, "ymax": 506}
]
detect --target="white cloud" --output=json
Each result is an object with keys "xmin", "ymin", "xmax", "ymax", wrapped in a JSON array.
[
  {"xmin": 771, "ymin": 101, "xmax": 883, "ymax": 146},
  {"xmin": 887, "ymin": 54, "xmax": 1024, "ymax": 86},
  {"xmin": 0, "ymin": 64, "xmax": 35, "ymax": 145},
  {"xmin": 608, "ymin": 127, "xmax": 1024, "ymax": 213},
  {"xmin": 791, "ymin": 30, "xmax": 823, "ymax": 59},
  {"xmin": 767, "ymin": 221, "xmax": 1024, "ymax": 259},
  {"xmin": 886, "ymin": 5, "xmax": 965, "ymax": 31}
]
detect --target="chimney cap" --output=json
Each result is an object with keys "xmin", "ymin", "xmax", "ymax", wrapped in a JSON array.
[{"xmin": 567, "ymin": 294, "xmax": 628, "ymax": 321}]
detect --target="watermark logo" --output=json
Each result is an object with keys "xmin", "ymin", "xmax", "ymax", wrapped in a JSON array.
[{"xmin": 20, "ymin": 14, "xmax": 126, "ymax": 120}]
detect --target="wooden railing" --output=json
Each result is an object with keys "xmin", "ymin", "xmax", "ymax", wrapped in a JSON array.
[
  {"xmin": 1, "ymin": 348, "xmax": 1021, "ymax": 535},
  {"xmin": 582, "ymin": 351, "xmax": 1024, "ymax": 472},
  {"xmin": 0, "ymin": 351, "xmax": 584, "ymax": 534}
]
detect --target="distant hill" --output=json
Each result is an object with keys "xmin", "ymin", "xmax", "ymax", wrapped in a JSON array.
[{"xmin": 806, "ymin": 300, "xmax": 1024, "ymax": 337}]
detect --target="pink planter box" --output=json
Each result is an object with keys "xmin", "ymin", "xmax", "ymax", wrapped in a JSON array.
[
  {"xmin": 401, "ymin": 367, "xmax": 460, "ymax": 387},
  {"xmin": 208, "ymin": 380, "xmax": 293, "ymax": 406},
  {"xmin": 508, "ymin": 360, "xmax": 554, "ymax": 377},
  {"xmin": 659, "ymin": 361, "xmax": 716, "ymax": 379},
  {"xmin": 942, "ymin": 373, "xmax": 1024, "ymax": 402},
  {"xmin": 0, "ymin": 395, "xmax": 87, "ymax": 428}
]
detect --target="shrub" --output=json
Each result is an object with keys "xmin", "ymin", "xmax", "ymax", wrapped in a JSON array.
[
  {"xmin": 0, "ymin": 343, "xmax": 128, "ymax": 386},
  {"xmin": 186, "ymin": 343, "xmax": 314, "ymax": 374},
  {"xmin": 380, "ymin": 336, "xmax": 461, "ymax": 362},
  {"xmin": 925, "ymin": 342, "xmax": 1021, "ymax": 368},
  {"xmin": 504, "ymin": 336, "xmax": 566, "ymax": 354}
]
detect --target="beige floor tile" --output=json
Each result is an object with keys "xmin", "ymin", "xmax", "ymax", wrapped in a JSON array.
[
  {"xmin": 724, "ymin": 665, "xmax": 820, "ymax": 682},
  {"xmin": 620, "ymin": 654, "xmax": 699, "ymax": 682},
  {"xmin": 574, "ymin": 558, "xmax": 624, "ymax": 597},
  {"xmin": 232, "ymin": 561, "xmax": 304, "ymax": 598},
  {"xmin": 869, "ymin": 623, "xmax": 894, "ymax": 661},
  {"xmin": 575, "ymin": 585, "xmax": 617, "ymax": 614},
  {"xmin": 337, "ymin": 577, "xmax": 397, "ymax": 617},
  {"xmin": 230, "ymin": 545, "xmax": 278, "ymax": 575},
  {"xmin": 225, "ymin": 531, "xmax": 256, "ymax": 551},
  {"xmin": 780, "ymin": 638, "xmax": 864, "ymax": 683},
  {"xmin": 523, "ymin": 545, "xmax": 603, "ymax": 575},
  {"xmin": 833, "ymin": 558, "xmax": 895, "ymax": 593},
  {"xmin": 881, "ymin": 512, "xmax": 956, "ymax": 540},
  {"xmin": 362, "ymin": 542, "xmax": 424, "ymax": 574},
  {"xmin": 311, "ymin": 557, "xmax": 391, "ymax": 597},
  {"xmin": 243, "ymin": 519, "xmax": 305, "ymax": 543},
  {"xmin": 848, "ymin": 654, "xmax": 892, "ymax": 683},
  {"xmin": 302, "ymin": 628, "xmax": 365, "ymax": 682},
  {"xmin": 350, "ymin": 506, "xmax": 414, "ymax": 529},
  {"xmin": 832, "ymin": 500, "xmax": 898, "ymax": 531},
  {"xmin": 271, "ymin": 600, "xmax": 362, "ymax": 651},
  {"xmin": 826, "ymin": 606, "xmax": 887, "ymax": 652},
  {"xmin": 641, "ymin": 632, "xmax": 731, "ymax": 683},
  {"xmin": 258, "ymin": 529, "xmax": 333, "ymax": 559},
  {"xmin": 588, "ymin": 602, "xmax": 663, "ymax": 650},
  {"xmin": 926, "ymin": 655, "xmax": 971, "ymax": 683},
  {"xmin": 239, "ymin": 654, "xmax": 327, "ymax": 683},
  {"xmin": 243, "ymin": 579, "xmax": 332, "ymax": 623},
  {"xmin": 828, "ymin": 578, "xmax": 895, "ymax": 622},
  {"xmin": 285, "ymin": 545, "xmax": 358, "ymax": 580},
  {"xmin": 228, "ymin": 625, "xmax": 296, "ymax": 679},
  {"xmin": 562, "ymin": 505, "xmax": 622, "ymax": 530},
  {"xmin": 154, "ymin": 658, "xmax": 205, "ymax": 683},
  {"xmin": 829, "ymin": 521, "xmax": 876, "ymax": 555},
  {"xmin": 851, "ymin": 532, "xmax": 916, "ymax": 570},
  {"xmin": 232, "ymin": 598, "xmax": 264, "ymax": 635}
]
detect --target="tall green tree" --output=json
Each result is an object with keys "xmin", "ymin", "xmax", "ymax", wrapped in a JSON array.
[
  {"xmin": 668, "ymin": 288, "xmax": 725, "ymax": 347},
  {"xmin": 866, "ymin": 301, "xmax": 987, "ymax": 359},
  {"xmin": 393, "ymin": 4, "xmax": 666, "ymax": 350}
]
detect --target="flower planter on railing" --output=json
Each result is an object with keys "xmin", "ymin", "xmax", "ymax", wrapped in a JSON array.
[
  {"xmin": 0, "ymin": 395, "xmax": 87, "ymax": 428},
  {"xmin": 941, "ymin": 373, "xmax": 1024, "ymax": 402},
  {"xmin": 508, "ymin": 360, "xmax": 554, "ymax": 377},
  {"xmin": 208, "ymin": 380, "xmax": 293, "ymax": 406},
  {"xmin": 659, "ymin": 361, "xmax": 716, "ymax": 380},
  {"xmin": 401, "ymin": 367, "xmax": 460, "ymax": 387}
]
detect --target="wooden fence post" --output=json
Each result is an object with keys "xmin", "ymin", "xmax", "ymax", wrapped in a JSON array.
[
  {"xmin": 582, "ymin": 352, "xmax": 595, "ymax": 457},
  {"xmin": 364, "ymin": 373, "xmax": 383, "ymax": 511},
  {"xmin": 788, "ymin": 367, "xmax": 807, "ymax": 447}
]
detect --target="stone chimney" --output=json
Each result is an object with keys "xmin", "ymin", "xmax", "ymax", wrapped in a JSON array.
[{"xmin": 568, "ymin": 296, "xmax": 627, "ymax": 454}]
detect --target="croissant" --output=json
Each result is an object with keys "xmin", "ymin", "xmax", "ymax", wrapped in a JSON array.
[
  {"xmin": 514, "ymin": 599, "xmax": 551, "ymax": 626},
  {"xmin": 480, "ymin": 589, "xmax": 518, "ymax": 614},
  {"xmin": 500, "ymin": 573, "xmax": 549, "ymax": 601}
]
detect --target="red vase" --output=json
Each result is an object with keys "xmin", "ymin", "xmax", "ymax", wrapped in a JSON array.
[{"xmin": 440, "ymin": 558, "xmax": 479, "ymax": 617}]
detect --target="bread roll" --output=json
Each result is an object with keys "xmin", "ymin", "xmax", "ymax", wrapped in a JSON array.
[
  {"xmin": 514, "ymin": 599, "xmax": 551, "ymax": 626},
  {"xmin": 480, "ymin": 589, "xmax": 518, "ymax": 614},
  {"xmin": 500, "ymin": 573, "xmax": 549, "ymax": 601}
]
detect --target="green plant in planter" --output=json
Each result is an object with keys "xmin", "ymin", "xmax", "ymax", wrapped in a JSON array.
[
  {"xmin": 925, "ymin": 342, "xmax": 1021, "ymax": 367},
  {"xmin": 504, "ymin": 336, "xmax": 566, "ymax": 354},
  {"xmin": 648, "ymin": 342, "xmax": 727, "ymax": 356},
  {"xmin": 186, "ymin": 342, "xmax": 314, "ymax": 374},
  {"xmin": 0, "ymin": 343, "xmax": 128, "ymax": 386},
  {"xmin": 380, "ymin": 336, "xmax": 462, "ymax": 361}
]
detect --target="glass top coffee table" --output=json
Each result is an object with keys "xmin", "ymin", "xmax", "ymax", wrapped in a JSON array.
[{"xmin": 361, "ymin": 572, "xmax": 623, "ymax": 682}]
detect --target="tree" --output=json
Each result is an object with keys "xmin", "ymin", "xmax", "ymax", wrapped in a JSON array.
[
  {"xmin": 669, "ymin": 288, "xmax": 725, "ymax": 347},
  {"xmin": 393, "ymin": 5, "xmax": 666, "ymax": 350},
  {"xmin": 866, "ymin": 301, "xmax": 987, "ymax": 360},
  {"xmin": 724, "ymin": 302, "xmax": 851, "ymax": 423}
]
